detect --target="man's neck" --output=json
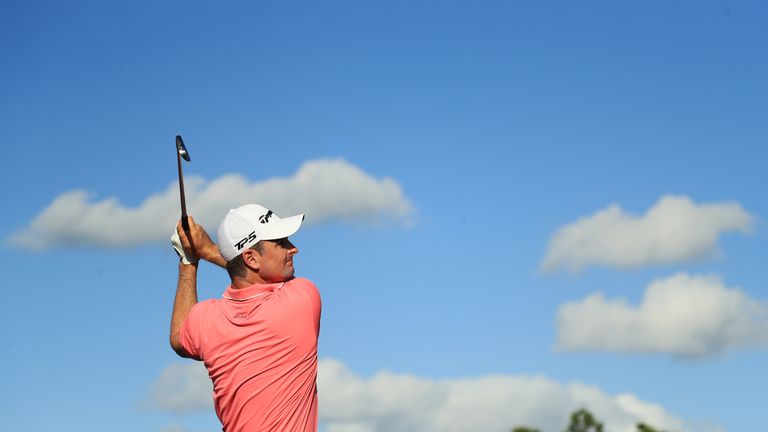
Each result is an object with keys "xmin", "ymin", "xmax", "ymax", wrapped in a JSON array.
[{"xmin": 231, "ymin": 274, "xmax": 268, "ymax": 289}]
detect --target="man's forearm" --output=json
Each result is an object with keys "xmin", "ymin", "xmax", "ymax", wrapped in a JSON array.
[
  {"xmin": 203, "ymin": 247, "xmax": 227, "ymax": 268},
  {"xmin": 170, "ymin": 262, "xmax": 199, "ymax": 357}
]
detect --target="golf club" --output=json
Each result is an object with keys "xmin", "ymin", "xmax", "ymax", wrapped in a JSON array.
[{"xmin": 176, "ymin": 135, "xmax": 191, "ymax": 232}]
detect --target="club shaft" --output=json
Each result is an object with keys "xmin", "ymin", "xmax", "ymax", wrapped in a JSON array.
[{"xmin": 177, "ymin": 151, "xmax": 189, "ymax": 231}]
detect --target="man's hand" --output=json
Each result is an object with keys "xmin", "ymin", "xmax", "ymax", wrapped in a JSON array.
[
  {"xmin": 171, "ymin": 228, "xmax": 198, "ymax": 265},
  {"xmin": 172, "ymin": 216, "xmax": 227, "ymax": 268}
]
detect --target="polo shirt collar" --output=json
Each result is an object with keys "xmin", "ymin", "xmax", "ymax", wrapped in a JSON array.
[{"xmin": 223, "ymin": 282, "xmax": 284, "ymax": 301}]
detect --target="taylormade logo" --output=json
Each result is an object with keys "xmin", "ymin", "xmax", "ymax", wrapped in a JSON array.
[
  {"xmin": 235, "ymin": 231, "xmax": 257, "ymax": 250},
  {"xmin": 259, "ymin": 211, "xmax": 273, "ymax": 224}
]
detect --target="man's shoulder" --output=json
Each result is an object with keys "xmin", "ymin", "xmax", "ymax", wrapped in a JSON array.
[
  {"xmin": 288, "ymin": 277, "xmax": 316, "ymax": 286},
  {"xmin": 179, "ymin": 298, "xmax": 221, "ymax": 348},
  {"xmin": 286, "ymin": 277, "xmax": 319, "ymax": 292},
  {"xmin": 189, "ymin": 297, "xmax": 222, "ymax": 314},
  {"xmin": 285, "ymin": 277, "xmax": 321, "ymax": 301}
]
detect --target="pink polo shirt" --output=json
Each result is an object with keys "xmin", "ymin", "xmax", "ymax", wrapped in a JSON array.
[{"xmin": 180, "ymin": 277, "xmax": 321, "ymax": 432}]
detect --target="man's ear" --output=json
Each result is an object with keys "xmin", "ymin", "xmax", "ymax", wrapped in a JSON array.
[{"xmin": 242, "ymin": 249, "xmax": 260, "ymax": 271}]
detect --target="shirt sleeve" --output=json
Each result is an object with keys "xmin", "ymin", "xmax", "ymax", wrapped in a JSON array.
[
  {"xmin": 295, "ymin": 278, "xmax": 322, "ymax": 336},
  {"xmin": 179, "ymin": 303, "xmax": 204, "ymax": 360}
]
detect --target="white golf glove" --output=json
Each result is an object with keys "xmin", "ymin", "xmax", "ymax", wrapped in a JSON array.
[{"xmin": 171, "ymin": 229, "xmax": 199, "ymax": 265}]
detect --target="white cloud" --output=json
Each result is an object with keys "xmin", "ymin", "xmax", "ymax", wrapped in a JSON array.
[
  {"xmin": 541, "ymin": 195, "xmax": 753, "ymax": 272},
  {"xmin": 145, "ymin": 362, "xmax": 213, "ymax": 412},
  {"xmin": 318, "ymin": 359, "xmax": 687, "ymax": 432},
  {"xmin": 556, "ymin": 273, "xmax": 768, "ymax": 357},
  {"xmin": 144, "ymin": 359, "xmax": 688, "ymax": 432},
  {"xmin": 7, "ymin": 158, "xmax": 413, "ymax": 250}
]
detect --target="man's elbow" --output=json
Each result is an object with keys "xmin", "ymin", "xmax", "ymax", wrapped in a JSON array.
[{"xmin": 169, "ymin": 334, "xmax": 191, "ymax": 358}]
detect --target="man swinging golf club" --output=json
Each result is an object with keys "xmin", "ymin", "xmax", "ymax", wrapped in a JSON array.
[{"xmin": 169, "ymin": 204, "xmax": 321, "ymax": 432}]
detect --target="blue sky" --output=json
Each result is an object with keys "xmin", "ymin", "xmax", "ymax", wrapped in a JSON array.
[{"xmin": 2, "ymin": 1, "xmax": 767, "ymax": 431}]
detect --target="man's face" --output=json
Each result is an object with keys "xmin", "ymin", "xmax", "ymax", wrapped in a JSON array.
[{"xmin": 256, "ymin": 237, "xmax": 298, "ymax": 283}]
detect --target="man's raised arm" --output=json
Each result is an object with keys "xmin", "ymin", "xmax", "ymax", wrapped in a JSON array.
[{"xmin": 169, "ymin": 216, "xmax": 227, "ymax": 357}]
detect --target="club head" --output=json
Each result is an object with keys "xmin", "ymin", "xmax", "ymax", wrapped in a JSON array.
[{"xmin": 176, "ymin": 135, "xmax": 191, "ymax": 162}]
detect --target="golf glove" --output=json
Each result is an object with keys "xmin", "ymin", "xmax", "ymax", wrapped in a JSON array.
[{"xmin": 171, "ymin": 229, "xmax": 199, "ymax": 265}]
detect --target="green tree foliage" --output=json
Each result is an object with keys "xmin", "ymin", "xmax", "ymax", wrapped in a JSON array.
[
  {"xmin": 512, "ymin": 409, "xmax": 669, "ymax": 432},
  {"xmin": 564, "ymin": 408, "xmax": 604, "ymax": 432},
  {"xmin": 637, "ymin": 422, "xmax": 664, "ymax": 432}
]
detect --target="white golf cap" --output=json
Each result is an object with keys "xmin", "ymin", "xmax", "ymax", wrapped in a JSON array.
[{"xmin": 217, "ymin": 204, "xmax": 305, "ymax": 262}]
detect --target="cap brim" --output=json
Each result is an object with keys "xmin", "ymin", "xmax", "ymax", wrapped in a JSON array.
[{"xmin": 261, "ymin": 214, "xmax": 305, "ymax": 240}]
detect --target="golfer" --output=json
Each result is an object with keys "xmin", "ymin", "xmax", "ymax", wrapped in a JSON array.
[{"xmin": 169, "ymin": 204, "xmax": 321, "ymax": 432}]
